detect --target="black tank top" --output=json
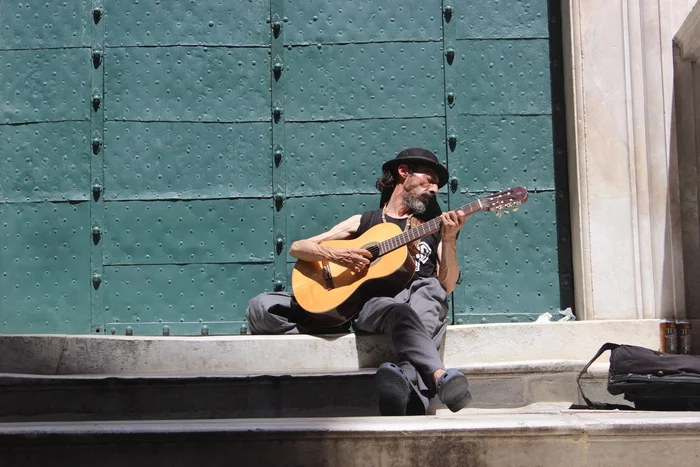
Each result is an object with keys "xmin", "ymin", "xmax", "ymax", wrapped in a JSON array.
[{"xmin": 357, "ymin": 209, "xmax": 441, "ymax": 279}]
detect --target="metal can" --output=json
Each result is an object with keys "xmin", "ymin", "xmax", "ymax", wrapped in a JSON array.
[
  {"xmin": 677, "ymin": 320, "xmax": 693, "ymax": 355},
  {"xmin": 659, "ymin": 319, "xmax": 678, "ymax": 354}
]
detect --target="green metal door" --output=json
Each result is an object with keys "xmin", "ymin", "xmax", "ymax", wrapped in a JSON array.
[
  {"xmin": 0, "ymin": 0, "xmax": 571, "ymax": 335},
  {"xmin": 446, "ymin": 0, "xmax": 572, "ymax": 323}
]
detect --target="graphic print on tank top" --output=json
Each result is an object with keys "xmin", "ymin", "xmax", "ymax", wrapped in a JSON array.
[{"xmin": 415, "ymin": 241, "xmax": 432, "ymax": 273}]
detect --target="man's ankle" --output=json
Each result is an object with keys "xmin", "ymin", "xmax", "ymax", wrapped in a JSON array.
[{"xmin": 433, "ymin": 368, "xmax": 446, "ymax": 387}]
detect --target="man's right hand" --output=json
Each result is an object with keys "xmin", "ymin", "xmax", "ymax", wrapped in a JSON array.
[{"xmin": 328, "ymin": 248, "xmax": 372, "ymax": 272}]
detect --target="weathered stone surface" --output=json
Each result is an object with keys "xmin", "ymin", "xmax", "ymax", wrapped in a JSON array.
[
  {"xmin": 2, "ymin": 409, "xmax": 700, "ymax": 467},
  {"xmin": 0, "ymin": 320, "xmax": 661, "ymax": 374},
  {"xmin": 468, "ymin": 376, "xmax": 527, "ymax": 408},
  {"xmin": 565, "ymin": 0, "xmax": 695, "ymax": 321},
  {"xmin": 525, "ymin": 373, "xmax": 579, "ymax": 404}
]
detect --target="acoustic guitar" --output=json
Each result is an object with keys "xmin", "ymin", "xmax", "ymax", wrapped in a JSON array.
[{"xmin": 291, "ymin": 186, "xmax": 529, "ymax": 327}]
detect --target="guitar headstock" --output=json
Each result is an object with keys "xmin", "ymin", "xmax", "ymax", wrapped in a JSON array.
[{"xmin": 484, "ymin": 186, "xmax": 529, "ymax": 216}]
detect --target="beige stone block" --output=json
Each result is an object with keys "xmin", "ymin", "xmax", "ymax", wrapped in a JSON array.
[
  {"xmin": 0, "ymin": 335, "xmax": 64, "ymax": 374},
  {"xmin": 442, "ymin": 320, "xmax": 660, "ymax": 367},
  {"xmin": 586, "ymin": 435, "xmax": 700, "ymax": 467},
  {"xmin": 525, "ymin": 372, "xmax": 579, "ymax": 404},
  {"xmin": 468, "ymin": 376, "xmax": 526, "ymax": 408}
]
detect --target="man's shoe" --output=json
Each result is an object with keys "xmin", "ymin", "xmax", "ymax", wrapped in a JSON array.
[
  {"xmin": 375, "ymin": 362, "xmax": 411, "ymax": 416},
  {"xmin": 436, "ymin": 369, "xmax": 472, "ymax": 412}
]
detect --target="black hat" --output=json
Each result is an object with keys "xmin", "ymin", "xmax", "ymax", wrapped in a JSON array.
[{"xmin": 382, "ymin": 148, "xmax": 449, "ymax": 188}]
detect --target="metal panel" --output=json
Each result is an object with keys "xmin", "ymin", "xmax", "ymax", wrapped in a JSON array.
[
  {"xmin": 105, "ymin": 47, "xmax": 270, "ymax": 122},
  {"xmin": 103, "ymin": 199, "xmax": 274, "ymax": 265},
  {"xmin": 101, "ymin": 263, "xmax": 271, "ymax": 335},
  {"xmin": 458, "ymin": 39, "xmax": 551, "ymax": 115},
  {"xmin": 446, "ymin": 0, "xmax": 569, "ymax": 321},
  {"xmin": 452, "ymin": 191, "xmax": 559, "ymax": 323},
  {"xmin": 286, "ymin": 118, "xmax": 445, "ymax": 196},
  {"xmin": 103, "ymin": 122, "xmax": 271, "ymax": 200},
  {"xmin": 0, "ymin": 122, "xmax": 90, "ymax": 202},
  {"xmin": 0, "ymin": 202, "xmax": 90, "ymax": 333},
  {"xmin": 105, "ymin": 0, "xmax": 270, "ymax": 47},
  {"xmin": 0, "ymin": 49, "xmax": 90, "ymax": 124},
  {"xmin": 286, "ymin": 0, "xmax": 442, "ymax": 45},
  {"xmin": 455, "ymin": 115, "xmax": 554, "ymax": 192},
  {"xmin": 447, "ymin": 0, "xmax": 565, "ymax": 321},
  {"xmin": 285, "ymin": 42, "xmax": 444, "ymax": 121},
  {"xmin": 0, "ymin": 1, "xmax": 90, "ymax": 50},
  {"xmin": 456, "ymin": 0, "xmax": 549, "ymax": 39}
]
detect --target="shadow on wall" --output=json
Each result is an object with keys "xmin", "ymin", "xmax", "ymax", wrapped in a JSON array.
[{"xmin": 672, "ymin": 39, "xmax": 700, "ymax": 324}]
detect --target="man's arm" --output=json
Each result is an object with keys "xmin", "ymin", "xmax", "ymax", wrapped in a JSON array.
[
  {"xmin": 437, "ymin": 238, "xmax": 460, "ymax": 294},
  {"xmin": 437, "ymin": 209, "xmax": 470, "ymax": 294},
  {"xmin": 288, "ymin": 214, "xmax": 372, "ymax": 272}
]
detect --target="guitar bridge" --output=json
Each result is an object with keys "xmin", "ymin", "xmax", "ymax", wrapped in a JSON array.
[{"xmin": 322, "ymin": 262, "xmax": 335, "ymax": 290}]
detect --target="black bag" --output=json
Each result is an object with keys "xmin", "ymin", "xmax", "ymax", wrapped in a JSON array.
[{"xmin": 576, "ymin": 342, "xmax": 700, "ymax": 411}]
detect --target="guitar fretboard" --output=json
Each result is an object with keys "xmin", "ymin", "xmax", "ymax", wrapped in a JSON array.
[{"xmin": 377, "ymin": 198, "xmax": 485, "ymax": 256}]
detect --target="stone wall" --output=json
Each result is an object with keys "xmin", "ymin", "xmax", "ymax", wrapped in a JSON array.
[{"xmin": 563, "ymin": 0, "xmax": 697, "ymax": 321}]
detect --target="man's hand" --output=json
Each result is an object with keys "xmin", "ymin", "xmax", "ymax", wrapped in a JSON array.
[
  {"xmin": 440, "ymin": 209, "xmax": 470, "ymax": 241},
  {"xmin": 407, "ymin": 241, "xmax": 420, "ymax": 258},
  {"xmin": 328, "ymin": 247, "xmax": 373, "ymax": 272}
]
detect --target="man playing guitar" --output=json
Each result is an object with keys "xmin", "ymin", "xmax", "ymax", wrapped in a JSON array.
[{"xmin": 246, "ymin": 148, "xmax": 473, "ymax": 415}]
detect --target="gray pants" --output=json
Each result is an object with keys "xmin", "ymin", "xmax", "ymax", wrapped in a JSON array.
[{"xmin": 246, "ymin": 276, "xmax": 449, "ymax": 409}]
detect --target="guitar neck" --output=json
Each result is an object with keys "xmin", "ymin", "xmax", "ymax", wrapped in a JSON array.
[{"xmin": 377, "ymin": 198, "xmax": 485, "ymax": 256}]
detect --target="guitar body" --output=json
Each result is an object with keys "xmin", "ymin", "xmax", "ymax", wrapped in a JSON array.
[{"xmin": 291, "ymin": 222, "xmax": 415, "ymax": 327}]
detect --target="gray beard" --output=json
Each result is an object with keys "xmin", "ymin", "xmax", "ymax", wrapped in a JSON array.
[{"xmin": 403, "ymin": 193, "xmax": 428, "ymax": 215}]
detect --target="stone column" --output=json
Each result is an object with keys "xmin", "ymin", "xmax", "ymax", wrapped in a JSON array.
[{"xmin": 562, "ymin": 0, "xmax": 696, "ymax": 320}]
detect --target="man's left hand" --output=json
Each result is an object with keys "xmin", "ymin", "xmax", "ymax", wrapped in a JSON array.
[{"xmin": 440, "ymin": 209, "xmax": 470, "ymax": 241}]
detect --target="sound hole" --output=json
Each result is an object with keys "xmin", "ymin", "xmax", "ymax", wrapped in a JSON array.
[{"xmin": 365, "ymin": 243, "xmax": 381, "ymax": 264}]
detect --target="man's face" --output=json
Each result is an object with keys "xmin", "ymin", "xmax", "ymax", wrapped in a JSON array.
[{"xmin": 401, "ymin": 164, "xmax": 439, "ymax": 214}]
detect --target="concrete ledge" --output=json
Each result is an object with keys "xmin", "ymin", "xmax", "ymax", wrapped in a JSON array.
[
  {"xmin": 1, "ymin": 406, "xmax": 700, "ymax": 467},
  {"xmin": 0, "ymin": 320, "xmax": 662, "ymax": 374}
]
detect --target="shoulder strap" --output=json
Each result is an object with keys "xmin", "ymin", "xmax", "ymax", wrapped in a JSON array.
[{"xmin": 574, "ymin": 342, "xmax": 635, "ymax": 410}]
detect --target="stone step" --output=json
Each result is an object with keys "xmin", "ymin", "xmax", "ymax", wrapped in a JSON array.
[
  {"xmin": 1, "ymin": 404, "xmax": 699, "ymax": 467},
  {"xmin": 0, "ymin": 361, "xmax": 623, "ymax": 421},
  {"xmin": 0, "ymin": 320, "xmax": 661, "ymax": 374},
  {"xmin": 0, "ymin": 320, "xmax": 651, "ymax": 422}
]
